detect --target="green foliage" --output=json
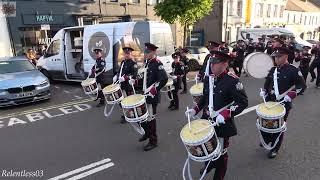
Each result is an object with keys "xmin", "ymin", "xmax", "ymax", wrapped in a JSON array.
[{"xmin": 154, "ymin": 0, "xmax": 214, "ymax": 25}]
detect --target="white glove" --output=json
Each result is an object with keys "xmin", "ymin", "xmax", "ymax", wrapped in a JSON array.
[
  {"xmin": 112, "ymin": 75, "xmax": 118, "ymax": 83},
  {"xmin": 171, "ymin": 75, "xmax": 177, "ymax": 80},
  {"xmin": 216, "ymin": 114, "xmax": 226, "ymax": 125},
  {"xmin": 119, "ymin": 76, "xmax": 125, "ymax": 83},
  {"xmin": 129, "ymin": 79, "xmax": 135, "ymax": 86},
  {"xmin": 284, "ymin": 95, "xmax": 292, "ymax": 102},
  {"xmin": 259, "ymin": 89, "xmax": 266, "ymax": 98},
  {"xmin": 185, "ymin": 109, "xmax": 196, "ymax": 118}
]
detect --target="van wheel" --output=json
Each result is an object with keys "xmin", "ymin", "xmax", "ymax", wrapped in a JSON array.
[
  {"xmin": 188, "ymin": 59, "xmax": 200, "ymax": 72},
  {"xmin": 40, "ymin": 69, "xmax": 52, "ymax": 82}
]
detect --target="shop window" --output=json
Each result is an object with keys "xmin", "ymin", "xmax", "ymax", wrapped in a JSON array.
[{"xmin": 45, "ymin": 40, "xmax": 61, "ymax": 57}]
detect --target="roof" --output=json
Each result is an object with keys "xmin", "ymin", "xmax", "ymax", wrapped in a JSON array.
[
  {"xmin": 0, "ymin": 56, "xmax": 28, "ymax": 61},
  {"xmin": 285, "ymin": 0, "xmax": 320, "ymax": 12}
]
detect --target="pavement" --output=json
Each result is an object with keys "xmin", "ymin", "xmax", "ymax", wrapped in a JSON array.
[{"xmin": 0, "ymin": 72, "xmax": 320, "ymax": 180}]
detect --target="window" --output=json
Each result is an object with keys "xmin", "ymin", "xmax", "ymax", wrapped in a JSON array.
[
  {"xmin": 131, "ymin": 0, "xmax": 140, "ymax": 3},
  {"xmin": 237, "ymin": 0, "xmax": 243, "ymax": 17},
  {"xmin": 293, "ymin": 14, "xmax": 296, "ymax": 24},
  {"xmin": 46, "ymin": 40, "xmax": 60, "ymax": 57},
  {"xmin": 309, "ymin": 16, "xmax": 311, "ymax": 25},
  {"xmin": 280, "ymin": 6, "xmax": 284, "ymax": 18},
  {"xmin": 304, "ymin": 16, "xmax": 307, "ymax": 25},
  {"xmin": 255, "ymin": 3, "xmax": 263, "ymax": 18},
  {"xmin": 287, "ymin": 13, "xmax": 290, "ymax": 23},
  {"xmin": 274, "ymin": 5, "xmax": 278, "ymax": 18},
  {"xmin": 148, "ymin": 0, "xmax": 162, "ymax": 5},
  {"xmin": 109, "ymin": 0, "xmax": 118, "ymax": 2},
  {"xmin": 0, "ymin": 60, "xmax": 35, "ymax": 74},
  {"xmin": 300, "ymin": 14, "xmax": 303, "ymax": 24},
  {"xmin": 267, "ymin": 4, "xmax": 271, "ymax": 17}
]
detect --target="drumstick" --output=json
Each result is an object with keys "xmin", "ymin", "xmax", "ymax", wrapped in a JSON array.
[
  {"xmin": 186, "ymin": 107, "xmax": 191, "ymax": 131},
  {"xmin": 260, "ymin": 88, "xmax": 267, "ymax": 105},
  {"xmin": 129, "ymin": 76, "xmax": 136, "ymax": 94},
  {"xmin": 278, "ymin": 86, "xmax": 295, "ymax": 100}
]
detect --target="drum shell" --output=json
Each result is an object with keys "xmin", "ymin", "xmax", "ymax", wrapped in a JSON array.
[
  {"xmin": 81, "ymin": 79, "xmax": 98, "ymax": 95},
  {"xmin": 121, "ymin": 95, "xmax": 149, "ymax": 123},
  {"xmin": 103, "ymin": 84, "xmax": 124, "ymax": 104},
  {"xmin": 256, "ymin": 102, "xmax": 286, "ymax": 132}
]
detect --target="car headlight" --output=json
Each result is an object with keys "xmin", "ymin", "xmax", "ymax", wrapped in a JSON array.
[
  {"xmin": 0, "ymin": 89, "xmax": 7, "ymax": 96},
  {"xmin": 37, "ymin": 80, "xmax": 50, "ymax": 88}
]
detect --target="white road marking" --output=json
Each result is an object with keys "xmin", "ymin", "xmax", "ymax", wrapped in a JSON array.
[
  {"xmin": 235, "ymin": 105, "xmax": 258, "ymax": 118},
  {"xmin": 64, "ymin": 90, "xmax": 71, "ymax": 94},
  {"xmin": 66, "ymin": 162, "xmax": 115, "ymax": 180},
  {"xmin": 0, "ymin": 99, "xmax": 92, "ymax": 120},
  {"xmin": 48, "ymin": 158, "xmax": 113, "ymax": 180},
  {"xmin": 73, "ymin": 95, "xmax": 83, "ymax": 100},
  {"xmin": 54, "ymin": 86, "xmax": 60, "ymax": 89}
]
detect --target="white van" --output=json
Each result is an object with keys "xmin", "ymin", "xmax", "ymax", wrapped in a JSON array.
[
  {"xmin": 237, "ymin": 28, "xmax": 312, "ymax": 47},
  {"xmin": 37, "ymin": 21, "xmax": 175, "ymax": 83}
]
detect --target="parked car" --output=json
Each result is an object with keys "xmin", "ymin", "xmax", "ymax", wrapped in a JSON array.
[
  {"xmin": 185, "ymin": 46, "xmax": 210, "ymax": 71},
  {"xmin": 0, "ymin": 56, "xmax": 51, "ymax": 107}
]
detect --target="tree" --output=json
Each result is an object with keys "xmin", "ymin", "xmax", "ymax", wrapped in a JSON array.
[{"xmin": 154, "ymin": 0, "xmax": 214, "ymax": 46}]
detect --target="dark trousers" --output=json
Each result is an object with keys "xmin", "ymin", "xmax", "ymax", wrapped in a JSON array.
[
  {"xmin": 141, "ymin": 103, "xmax": 158, "ymax": 145},
  {"xmin": 205, "ymin": 138, "xmax": 230, "ymax": 180},
  {"xmin": 261, "ymin": 108, "xmax": 290, "ymax": 152},
  {"xmin": 168, "ymin": 89, "xmax": 179, "ymax": 108},
  {"xmin": 97, "ymin": 83, "xmax": 106, "ymax": 103},
  {"xmin": 309, "ymin": 60, "xmax": 320, "ymax": 86},
  {"xmin": 300, "ymin": 66, "xmax": 310, "ymax": 82},
  {"xmin": 181, "ymin": 75, "xmax": 187, "ymax": 92}
]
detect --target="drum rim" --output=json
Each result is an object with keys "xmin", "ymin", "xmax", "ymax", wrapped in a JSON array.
[
  {"xmin": 256, "ymin": 103, "xmax": 286, "ymax": 119},
  {"xmin": 103, "ymin": 84, "xmax": 121, "ymax": 94},
  {"xmin": 121, "ymin": 94, "xmax": 146, "ymax": 108},
  {"xmin": 124, "ymin": 111, "xmax": 149, "ymax": 123},
  {"xmin": 256, "ymin": 118, "xmax": 287, "ymax": 133},
  {"xmin": 180, "ymin": 120, "xmax": 215, "ymax": 146},
  {"xmin": 81, "ymin": 78, "xmax": 97, "ymax": 86}
]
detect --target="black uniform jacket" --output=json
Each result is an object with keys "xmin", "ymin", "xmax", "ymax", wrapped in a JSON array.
[{"xmin": 117, "ymin": 58, "xmax": 138, "ymax": 92}]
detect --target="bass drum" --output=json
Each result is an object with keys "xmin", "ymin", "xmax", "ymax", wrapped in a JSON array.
[{"xmin": 243, "ymin": 52, "xmax": 274, "ymax": 79}]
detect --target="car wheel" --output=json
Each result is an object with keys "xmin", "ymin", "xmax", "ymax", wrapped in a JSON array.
[{"xmin": 188, "ymin": 59, "xmax": 200, "ymax": 71}]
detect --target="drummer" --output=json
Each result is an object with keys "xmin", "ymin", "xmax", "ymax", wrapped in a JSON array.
[
  {"xmin": 113, "ymin": 46, "xmax": 138, "ymax": 123},
  {"xmin": 198, "ymin": 41, "xmax": 220, "ymax": 79},
  {"xmin": 260, "ymin": 47, "xmax": 306, "ymax": 158},
  {"xmin": 185, "ymin": 51, "xmax": 248, "ymax": 180},
  {"xmin": 168, "ymin": 52, "xmax": 185, "ymax": 110},
  {"xmin": 140, "ymin": 42, "xmax": 168, "ymax": 151},
  {"xmin": 90, "ymin": 48, "xmax": 107, "ymax": 107}
]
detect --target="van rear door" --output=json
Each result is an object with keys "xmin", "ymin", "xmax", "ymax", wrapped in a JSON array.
[{"xmin": 83, "ymin": 24, "xmax": 114, "ymax": 83}]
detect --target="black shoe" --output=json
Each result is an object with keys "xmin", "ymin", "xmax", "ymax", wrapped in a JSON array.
[
  {"xmin": 143, "ymin": 143, "xmax": 158, "ymax": 151},
  {"xmin": 311, "ymin": 78, "xmax": 315, "ymax": 82},
  {"xmin": 268, "ymin": 150, "xmax": 278, "ymax": 159},
  {"xmin": 139, "ymin": 135, "xmax": 148, "ymax": 142},
  {"xmin": 168, "ymin": 103, "xmax": 174, "ymax": 109},
  {"xmin": 120, "ymin": 116, "xmax": 127, "ymax": 124},
  {"xmin": 259, "ymin": 143, "xmax": 263, "ymax": 147},
  {"xmin": 96, "ymin": 101, "xmax": 105, "ymax": 107}
]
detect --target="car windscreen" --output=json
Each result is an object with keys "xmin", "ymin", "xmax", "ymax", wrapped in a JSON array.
[
  {"xmin": 0, "ymin": 60, "xmax": 35, "ymax": 74},
  {"xmin": 187, "ymin": 47, "xmax": 200, "ymax": 54}
]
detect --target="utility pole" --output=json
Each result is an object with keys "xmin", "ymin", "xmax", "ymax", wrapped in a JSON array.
[{"xmin": 225, "ymin": 0, "xmax": 229, "ymax": 42}]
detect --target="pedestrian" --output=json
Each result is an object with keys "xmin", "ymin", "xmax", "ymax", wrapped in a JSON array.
[
  {"xmin": 309, "ymin": 42, "xmax": 320, "ymax": 87},
  {"xmin": 168, "ymin": 52, "xmax": 184, "ymax": 110},
  {"xmin": 139, "ymin": 43, "xmax": 168, "ymax": 151},
  {"xmin": 26, "ymin": 48, "xmax": 37, "ymax": 66},
  {"xmin": 185, "ymin": 51, "xmax": 248, "ymax": 180},
  {"xmin": 113, "ymin": 46, "xmax": 138, "ymax": 123},
  {"xmin": 179, "ymin": 48, "xmax": 190, "ymax": 94},
  {"xmin": 198, "ymin": 41, "xmax": 221, "ymax": 80},
  {"xmin": 232, "ymin": 40, "xmax": 246, "ymax": 77},
  {"xmin": 260, "ymin": 47, "xmax": 306, "ymax": 158},
  {"xmin": 245, "ymin": 38, "xmax": 255, "ymax": 56},
  {"xmin": 255, "ymin": 37, "xmax": 266, "ymax": 52},
  {"xmin": 295, "ymin": 46, "xmax": 312, "ymax": 82},
  {"xmin": 219, "ymin": 41, "xmax": 229, "ymax": 54},
  {"xmin": 89, "ymin": 48, "xmax": 107, "ymax": 107}
]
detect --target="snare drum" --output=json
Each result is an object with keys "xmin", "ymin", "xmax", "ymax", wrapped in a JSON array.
[
  {"xmin": 121, "ymin": 94, "xmax": 149, "ymax": 123},
  {"xmin": 189, "ymin": 83, "xmax": 203, "ymax": 105},
  {"xmin": 180, "ymin": 119, "xmax": 221, "ymax": 162},
  {"xmin": 102, "ymin": 84, "xmax": 124, "ymax": 105},
  {"xmin": 161, "ymin": 78, "xmax": 174, "ymax": 93},
  {"xmin": 256, "ymin": 102, "xmax": 286, "ymax": 132},
  {"xmin": 81, "ymin": 78, "xmax": 98, "ymax": 95}
]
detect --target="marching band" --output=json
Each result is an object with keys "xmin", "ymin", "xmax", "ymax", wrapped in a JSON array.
[{"xmin": 81, "ymin": 35, "xmax": 320, "ymax": 180}]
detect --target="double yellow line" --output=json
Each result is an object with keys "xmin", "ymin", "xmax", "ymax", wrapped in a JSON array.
[{"xmin": 0, "ymin": 98, "xmax": 93, "ymax": 120}]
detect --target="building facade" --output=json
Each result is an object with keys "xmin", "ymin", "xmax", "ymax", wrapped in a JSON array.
[
  {"xmin": 6, "ymin": 0, "xmax": 182, "ymax": 56},
  {"xmin": 284, "ymin": 0, "xmax": 320, "ymax": 40}
]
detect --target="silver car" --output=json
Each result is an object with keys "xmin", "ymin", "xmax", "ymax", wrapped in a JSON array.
[{"xmin": 0, "ymin": 57, "xmax": 51, "ymax": 107}]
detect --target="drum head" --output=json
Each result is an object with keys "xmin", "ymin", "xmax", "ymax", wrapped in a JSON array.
[
  {"xmin": 243, "ymin": 52, "xmax": 274, "ymax": 79},
  {"xmin": 180, "ymin": 119, "xmax": 213, "ymax": 145},
  {"xmin": 81, "ymin": 78, "xmax": 96, "ymax": 86},
  {"xmin": 256, "ymin": 102, "xmax": 286, "ymax": 119},
  {"xmin": 190, "ymin": 83, "xmax": 204, "ymax": 95},
  {"xmin": 103, "ymin": 83, "xmax": 120, "ymax": 93},
  {"xmin": 121, "ymin": 94, "xmax": 145, "ymax": 107}
]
